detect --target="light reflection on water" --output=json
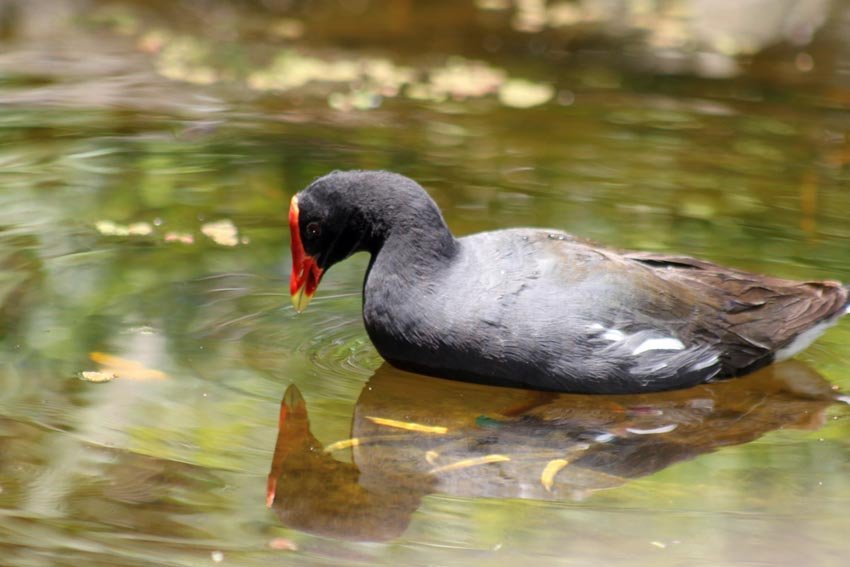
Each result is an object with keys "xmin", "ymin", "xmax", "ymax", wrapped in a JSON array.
[{"xmin": 0, "ymin": 1, "xmax": 849, "ymax": 566}]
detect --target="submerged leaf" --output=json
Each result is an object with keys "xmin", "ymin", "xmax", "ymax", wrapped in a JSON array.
[
  {"xmin": 540, "ymin": 458, "xmax": 569, "ymax": 492},
  {"xmin": 89, "ymin": 352, "xmax": 167, "ymax": 380},
  {"xmin": 324, "ymin": 438, "xmax": 362, "ymax": 452},
  {"xmin": 428, "ymin": 454, "xmax": 510, "ymax": 474},
  {"xmin": 79, "ymin": 370, "xmax": 116, "ymax": 383},
  {"xmin": 365, "ymin": 416, "xmax": 448, "ymax": 434}
]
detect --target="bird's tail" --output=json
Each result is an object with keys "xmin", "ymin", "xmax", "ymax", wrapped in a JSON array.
[{"xmin": 845, "ymin": 285, "xmax": 850, "ymax": 314}]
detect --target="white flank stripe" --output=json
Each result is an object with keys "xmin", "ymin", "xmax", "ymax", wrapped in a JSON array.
[
  {"xmin": 633, "ymin": 337, "xmax": 685, "ymax": 355},
  {"xmin": 602, "ymin": 329, "xmax": 626, "ymax": 342},
  {"xmin": 690, "ymin": 354, "xmax": 720, "ymax": 372}
]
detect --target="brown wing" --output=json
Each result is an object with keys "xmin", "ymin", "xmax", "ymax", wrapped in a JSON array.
[{"xmin": 624, "ymin": 251, "xmax": 849, "ymax": 374}]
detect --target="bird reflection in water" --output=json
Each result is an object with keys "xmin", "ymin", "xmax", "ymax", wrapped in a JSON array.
[{"xmin": 267, "ymin": 361, "xmax": 846, "ymax": 542}]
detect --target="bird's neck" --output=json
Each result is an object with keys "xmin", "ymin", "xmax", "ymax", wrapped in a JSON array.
[
  {"xmin": 365, "ymin": 204, "xmax": 459, "ymax": 285},
  {"xmin": 382, "ymin": 220, "xmax": 457, "ymax": 274}
]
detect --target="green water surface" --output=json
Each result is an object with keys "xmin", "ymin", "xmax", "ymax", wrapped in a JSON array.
[{"xmin": 1, "ymin": 1, "xmax": 849, "ymax": 566}]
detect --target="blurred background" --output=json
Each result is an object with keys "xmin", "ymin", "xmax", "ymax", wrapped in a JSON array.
[{"xmin": 0, "ymin": 1, "xmax": 849, "ymax": 566}]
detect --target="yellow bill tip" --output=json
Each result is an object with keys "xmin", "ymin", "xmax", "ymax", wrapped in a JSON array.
[{"xmin": 291, "ymin": 285, "xmax": 313, "ymax": 313}]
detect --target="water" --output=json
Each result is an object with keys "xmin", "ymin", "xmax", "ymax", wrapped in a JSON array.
[{"xmin": 1, "ymin": 1, "xmax": 849, "ymax": 565}]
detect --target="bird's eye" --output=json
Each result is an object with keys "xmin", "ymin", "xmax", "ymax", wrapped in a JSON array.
[{"xmin": 306, "ymin": 221, "xmax": 321, "ymax": 238}]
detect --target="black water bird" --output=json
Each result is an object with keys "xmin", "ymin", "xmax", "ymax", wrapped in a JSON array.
[{"xmin": 289, "ymin": 170, "xmax": 850, "ymax": 393}]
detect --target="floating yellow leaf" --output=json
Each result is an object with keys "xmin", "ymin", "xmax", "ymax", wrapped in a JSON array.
[
  {"xmin": 201, "ymin": 219, "xmax": 239, "ymax": 246},
  {"xmin": 476, "ymin": 0, "xmax": 510, "ymax": 10},
  {"xmin": 155, "ymin": 36, "xmax": 217, "ymax": 85},
  {"xmin": 267, "ymin": 537, "xmax": 298, "ymax": 551},
  {"xmin": 127, "ymin": 222, "xmax": 153, "ymax": 236},
  {"xmin": 89, "ymin": 352, "xmax": 167, "ymax": 380},
  {"xmin": 498, "ymin": 79, "xmax": 554, "ymax": 108},
  {"xmin": 429, "ymin": 454, "xmax": 510, "ymax": 474},
  {"xmin": 424, "ymin": 450, "xmax": 440, "ymax": 465},
  {"xmin": 540, "ymin": 458, "xmax": 569, "ymax": 492},
  {"xmin": 429, "ymin": 58, "xmax": 506, "ymax": 100},
  {"xmin": 164, "ymin": 231, "xmax": 194, "ymax": 244},
  {"xmin": 95, "ymin": 220, "xmax": 129, "ymax": 236},
  {"xmin": 365, "ymin": 416, "xmax": 448, "ymax": 434},
  {"xmin": 268, "ymin": 19, "xmax": 304, "ymax": 40},
  {"xmin": 95, "ymin": 220, "xmax": 153, "ymax": 237}
]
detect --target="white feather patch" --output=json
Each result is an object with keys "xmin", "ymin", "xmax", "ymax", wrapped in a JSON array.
[
  {"xmin": 775, "ymin": 319, "xmax": 837, "ymax": 362},
  {"xmin": 626, "ymin": 424, "xmax": 678, "ymax": 435}
]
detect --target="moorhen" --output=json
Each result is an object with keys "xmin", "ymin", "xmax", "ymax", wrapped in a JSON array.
[{"xmin": 289, "ymin": 170, "xmax": 849, "ymax": 393}]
